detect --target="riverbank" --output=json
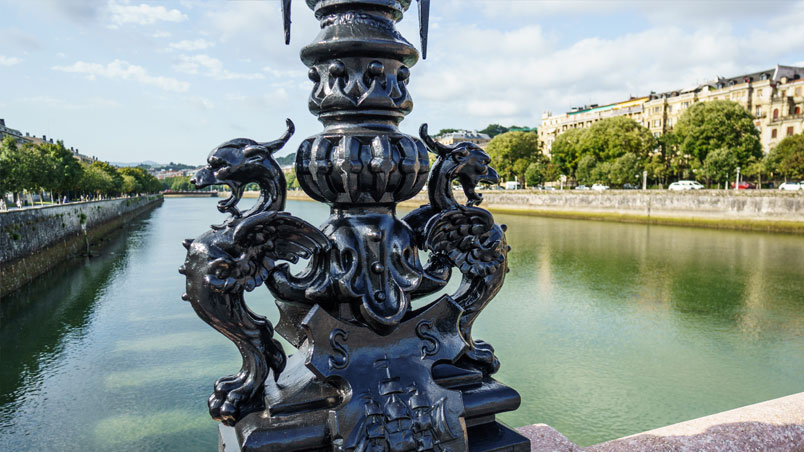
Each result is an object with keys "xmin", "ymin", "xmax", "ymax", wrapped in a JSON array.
[
  {"xmin": 270, "ymin": 190, "xmax": 804, "ymax": 234},
  {"xmin": 0, "ymin": 195, "xmax": 163, "ymax": 297}
]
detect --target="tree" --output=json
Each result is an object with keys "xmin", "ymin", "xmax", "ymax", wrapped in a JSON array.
[
  {"xmin": 90, "ymin": 161, "xmax": 123, "ymax": 195},
  {"xmin": 41, "ymin": 141, "xmax": 83, "ymax": 199},
  {"xmin": 0, "ymin": 136, "xmax": 25, "ymax": 199},
  {"xmin": 479, "ymin": 124, "xmax": 509, "ymax": 138},
  {"xmin": 437, "ymin": 128, "xmax": 459, "ymax": 136},
  {"xmin": 673, "ymin": 100, "xmax": 761, "ymax": 165},
  {"xmin": 286, "ymin": 169, "xmax": 300, "ymax": 190},
  {"xmin": 578, "ymin": 116, "xmax": 657, "ymax": 162},
  {"xmin": 764, "ymin": 132, "xmax": 804, "ymax": 180},
  {"xmin": 485, "ymin": 131, "xmax": 542, "ymax": 183},
  {"xmin": 80, "ymin": 165, "xmax": 116, "ymax": 196},
  {"xmin": 575, "ymin": 154, "xmax": 598, "ymax": 185},
  {"xmin": 549, "ymin": 128, "xmax": 585, "ymax": 177},
  {"xmin": 606, "ymin": 153, "xmax": 642, "ymax": 187},
  {"xmin": 702, "ymin": 147, "xmax": 738, "ymax": 188},
  {"xmin": 525, "ymin": 156, "xmax": 554, "ymax": 187}
]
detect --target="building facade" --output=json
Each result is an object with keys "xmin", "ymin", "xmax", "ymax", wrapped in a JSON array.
[
  {"xmin": 436, "ymin": 130, "xmax": 492, "ymax": 148},
  {"xmin": 538, "ymin": 65, "xmax": 804, "ymax": 156}
]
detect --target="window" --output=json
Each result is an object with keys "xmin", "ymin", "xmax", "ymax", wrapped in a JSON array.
[
  {"xmin": 667, "ymin": 105, "xmax": 673, "ymax": 112},
  {"xmin": 653, "ymin": 119, "xmax": 661, "ymax": 128},
  {"xmin": 781, "ymin": 90, "xmax": 786, "ymax": 97},
  {"xmin": 796, "ymin": 106, "xmax": 802, "ymax": 115},
  {"xmin": 757, "ymin": 89, "xmax": 763, "ymax": 96},
  {"xmin": 796, "ymin": 87, "xmax": 802, "ymax": 96},
  {"xmin": 788, "ymin": 127, "xmax": 795, "ymax": 136},
  {"xmin": 772, "ymin": 129, "xmax": 778, "ymax": 138},
  {"xmin": 773, "ymin": 109, "xmax": 779, "ymax": 120}
]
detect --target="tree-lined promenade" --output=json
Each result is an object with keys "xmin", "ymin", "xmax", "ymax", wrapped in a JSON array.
[
  {"xmin": 0, "ymin": 136, "xmax": 162, "ymax": 208},
  {"xmin": 484, "ymin": 100, "xmax": 804, "ymax": 189}
]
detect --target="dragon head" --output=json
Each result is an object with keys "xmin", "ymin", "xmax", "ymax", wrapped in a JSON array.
[
  {"xmin": 192, "ymin": 119, "xmax": 295, "ymax": 220},
  {"xmin": 420, "ymin": 124, "xmax": 499, "ymax": 207}
]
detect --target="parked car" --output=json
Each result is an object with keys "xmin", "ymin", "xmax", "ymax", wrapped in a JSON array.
[
  {"xmin": 668, "ymin": 180, "xmax": 704, "ymax": 191},
  {"xmin": 622, "ymin": 183, "xmax": 639, "ymax": 190},
  {"xmin": 575, "ymin": 185, "xmax": 590, "ymax": 190},
  {"xmin": 779, "ymin": 181, "xmax": 803, "ymax": 191},
  {"xmin": 504, "ymin": 181, "xmax": 521, "ymax": 190},
  {"xmin": 731, "ymin": 181, "xmax": 754, "ymax": 189},
  {"xmin": 543, "ymin": 187, "xmax": 557, "ymax": 191},
  {"xmin": 591, "ymin": 184, "xmax": 610, "ymax": 191}
]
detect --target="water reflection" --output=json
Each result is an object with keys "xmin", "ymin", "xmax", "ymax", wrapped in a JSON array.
[
  {"xmin": 0, "ymin": 220, "xmax": 140, "ymax": 417},
  {"xmin": 0, "ymin": 198, "xmax": 802, "ymax": 450}
]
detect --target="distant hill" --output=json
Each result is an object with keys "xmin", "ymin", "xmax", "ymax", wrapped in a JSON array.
[
  {"xmin": 111, "ymin": 161, "xmax": 198, "ymax": 170},
  {"xmin": 277, "ymin": 153, "xmax": 296, "ymax": 167}
]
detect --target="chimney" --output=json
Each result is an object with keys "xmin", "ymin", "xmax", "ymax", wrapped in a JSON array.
[
  {"xmin": 0, "ymin": 119, "xmax": 5, "ymax": 127},
  {"xmin": 43, "ymin": 135, "xmax": 46, "ymax": 141}
]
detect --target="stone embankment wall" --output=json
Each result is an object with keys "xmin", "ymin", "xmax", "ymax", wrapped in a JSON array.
[
  {"xmin": 0, "ymin": 196, "xmax": 163, "ymax": 297},
  {"xmin": 283, "ymin": 190, "xmax": 804, "ymax": 233}
]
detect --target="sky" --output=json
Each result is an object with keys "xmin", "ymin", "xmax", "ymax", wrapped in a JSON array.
[{"xmin": 1, "ymin": 0, "xmax": 803, "ymax": 166}]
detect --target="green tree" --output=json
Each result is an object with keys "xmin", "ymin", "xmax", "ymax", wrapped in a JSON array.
[
  {"xmin": 41, "ymin": 141, "xmax": 83, "ymax": 200},
  {"xmin": 485, "ymin": 131, "xmax": 542, "ymax": 183},
  {"xmin": 764, "ymin": 132, "xmax": 804, "ymax": 180},
  {"xmin": 702, "ymin": 147, "xmax": 738, "ymax": 188},
  {"xmin": 549, "ymin": 128, "xmax": 585, "ymax": 177},
  {"xmin": 578, "ymin": 116, "xmax": 657, "ymax": 162},
  {"xmin": 0, "ymin": 136, "xmax": 25, "ymax": 199},
  {"xmin": 90, "ymin": 161, "xmax": 123, "ymax": 195},
  {"xmin": 479, "ymin": 124, "xmax": 509, "ymax": 138},
  {"xmin": 437, "ymin": 128, "xmax": 459, "ymax": 136},
  {"xmin": 80, "ymin": 165, "xmax": 115, "ymax": 196},
  {"xmin": 606, "ymin": 153, "xmax": 642, "ymax": 187},
  {"xmin": 286, "ymin": 169, "xmax": 300, "ymax": 190},
  {"xmin": 575, "ymin": 154, "xmax": 598, "ymax": 185},
  {"xmin": 673, "ymin": 100, "xmax": 761, "ymax": 165}
]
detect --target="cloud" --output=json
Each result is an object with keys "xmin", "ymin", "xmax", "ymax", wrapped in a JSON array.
[
  {"xmin": 168, "ymin": 39, "xmax": 215, "ymax": 52},
  {"xmin": 409, "ymin": 3, "xmax": 804, "ymax": 129},
  {"xmin": 107, "ymin": 2, "xmax": 187, "ymax": 27},
  {"xmin": 20, "ymin": 95, "xmax": 121, "ymax": 110},
  {"xmin": 53, "ymin": 60, "xmax": 190, "ymax": 92},
  {"xmin": 173, "ymin": 54, "xmax": 263, "ymax": 80},
  {"xmin": 0, "ymin": 56, "xmax": 22, "ymax": 66},
  {"xmin": 152, "ymin": 31, "xmax": 172, "ymax": 38}
]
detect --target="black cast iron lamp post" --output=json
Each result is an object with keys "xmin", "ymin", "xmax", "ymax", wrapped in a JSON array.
[{"xmin": 180, "ymin": 1, "xmax": 530, "ymax": 450}]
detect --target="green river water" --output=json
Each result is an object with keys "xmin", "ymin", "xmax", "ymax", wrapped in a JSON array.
[{"xmin": 1, "ymin": 197, "xmax": 803, "ymax": 450}]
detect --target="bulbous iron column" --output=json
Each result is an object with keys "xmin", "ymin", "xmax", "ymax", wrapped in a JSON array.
[{"xmin": 181, "ymin": 1, "xmax": 530, "ymax": 451}]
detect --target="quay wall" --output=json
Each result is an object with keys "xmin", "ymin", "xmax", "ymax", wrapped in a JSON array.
[
  {"xmin": 0, "ymin": 196, "xmax": 163, "ymax": 297},
  {"xmin": 280, "ymin": 190, "xmax": 804, "ymax": 233}
]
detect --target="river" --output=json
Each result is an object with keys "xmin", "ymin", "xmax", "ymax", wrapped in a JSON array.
[{"xmin": 1, "ymin": 197, "xmax": 803, "ymax": 450}]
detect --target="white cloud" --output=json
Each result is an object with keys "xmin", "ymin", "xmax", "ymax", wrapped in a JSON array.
[
  {"xmin": 152, "ymin": 31, "xmax": 172, "ymax": 38},
  {"xmin": 168, "ymin": 39, "xmax": 215, "ymax": 51},
  {"xmin": 0, "ymin": 56, "xmax": 22, "ymax": 66},
  {"xmin": 107, "ymin": 2, "xmax": 187, "ymax": 27},
  {"xmin": 173, "ymin": 54, "xmax": 263, "ymax": 80},
  {"xmin": 53, "ymin": 59, "xmax": 190, "ymax": 92}
]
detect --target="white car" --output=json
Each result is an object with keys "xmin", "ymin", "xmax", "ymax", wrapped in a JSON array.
[
  {"xmin": 591, "ymin": 184, "xmax": 610, "ymax": 191},
  {"xmin": 668, "ymin": 180, "xmax": 704, "ymax": 191},
  {"xmin": 779, "ymin": 181, "xmax": 803, "ymax": 191}
]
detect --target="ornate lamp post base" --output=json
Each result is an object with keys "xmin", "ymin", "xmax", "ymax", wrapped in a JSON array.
[{"xmin": 181, "ymin": 2, "xmax": 531, "ymax": 451}]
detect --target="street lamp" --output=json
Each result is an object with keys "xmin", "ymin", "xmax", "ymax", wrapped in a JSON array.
[{"xmin": 735, "ymin": 166, "xmax": 741, "ymax": 191}]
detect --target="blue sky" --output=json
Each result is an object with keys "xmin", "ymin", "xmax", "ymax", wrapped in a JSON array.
[{"xmin": 2, "ymin": 0, "xmax": 803, "ymax": 165}]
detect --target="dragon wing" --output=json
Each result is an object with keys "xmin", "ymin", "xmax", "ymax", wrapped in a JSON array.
[
  {"xmin": 424, "ymin": 205, "xmax": 505, "ymax": 279},
  {"xmin": 218, "ymin": 211, "xmax": 331, "ymax": 293}
]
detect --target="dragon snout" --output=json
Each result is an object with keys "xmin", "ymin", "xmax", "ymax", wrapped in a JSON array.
[
  {"xmin": 481, "ymin": 167, "xmax": 499, "ymax": 185},
  {"xmin": 192, "ymin": 167, "xmax": 218, "ymax": 189}
]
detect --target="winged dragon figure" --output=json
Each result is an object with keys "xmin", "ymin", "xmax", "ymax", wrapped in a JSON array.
[
  {"xmin": 179, "ymin": 120, "xmax": 331, "ymax": 425},
  {"xmin": 405, "ymin": 124, "xmax": 511, "ymax": 375}
]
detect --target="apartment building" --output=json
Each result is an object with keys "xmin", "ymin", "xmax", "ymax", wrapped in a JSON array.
[{"xmin": 538, "ymin": 65, "xmax": 804, "ymax": 156}]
